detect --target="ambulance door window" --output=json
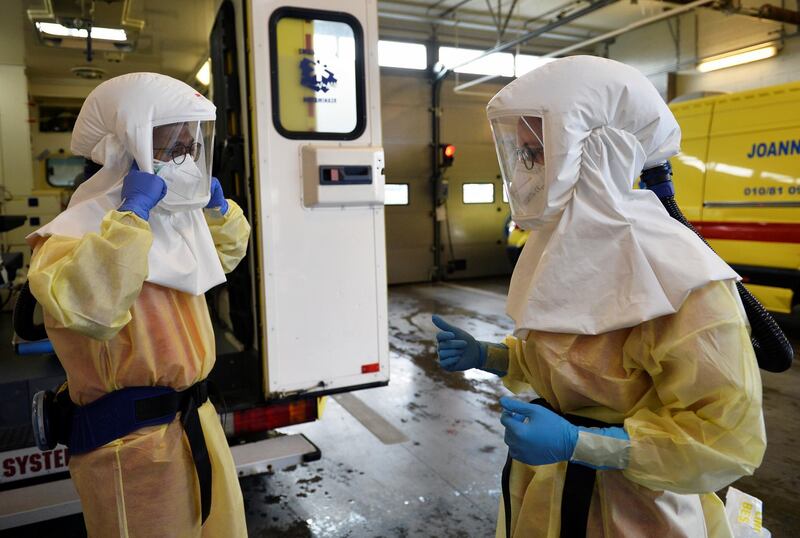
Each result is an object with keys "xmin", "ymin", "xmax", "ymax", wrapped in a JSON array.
[{"xmin": 269, "ymin": 8, "xmax": 366, "ymax": 140}]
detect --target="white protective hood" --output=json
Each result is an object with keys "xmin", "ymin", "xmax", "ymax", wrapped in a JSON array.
[
  {"xmin": 28, "ymin": 72, "xmax": 226, "ymax": 296},
  {"xmin": 487, "ymin": 56, "xmax": 738, "ymax": 335}
]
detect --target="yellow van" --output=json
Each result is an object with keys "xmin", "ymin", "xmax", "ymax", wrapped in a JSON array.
[
  {"xmin": 505, "ymin": 81, "xmax": 800, "ymax": 315},
  {"xmin": 671, "ymin": 81, "xmax": 800, "ymax": 315}
]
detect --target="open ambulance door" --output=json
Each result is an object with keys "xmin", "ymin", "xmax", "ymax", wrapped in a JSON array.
[{"xmin": 246, "ymin": 0, "xmax": 389, "ymax": 399}]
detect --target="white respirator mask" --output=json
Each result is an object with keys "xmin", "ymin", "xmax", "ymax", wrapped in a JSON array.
[
  {"xmin": 508, "ymin": 165, "xmax": 546, "ymax": 219},
  {"xmin": 150, "ymin": 119, "xmax": 214, "ymax": 212},
  {"xmin": 153, "ymin": 158, "xmax": 210, "ymax": 212}
]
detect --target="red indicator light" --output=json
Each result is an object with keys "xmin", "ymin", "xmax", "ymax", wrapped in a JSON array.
[
  {"xmin": 444, "ymin": 144, "xmax": 456, "ymax": 158},
  {"xmin": 361, "ymin": 362, "xmax": 380, "ymax": 374}
]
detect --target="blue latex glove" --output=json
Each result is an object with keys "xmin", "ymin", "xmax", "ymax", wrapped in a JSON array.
[
  {"xmin": 206, "ymin": 177, "xmax": 229, "ymax": 215},
  {"xmin": 500, "ymin": 397, "xmax": 578, "ymax": 466},
  {"xmin": 431, "ymin": 315, "xmax": 487, "ymax": 371},
  {"xmin": 118, "ymin": 161, "xmax": 167, "ymax": 221}
]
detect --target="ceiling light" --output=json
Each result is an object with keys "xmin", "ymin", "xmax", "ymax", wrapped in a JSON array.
[
  {"xmin": 196, "ymin": 59, "xmax": 211, "ymax": 86},
  {"xmin": 697, "ymin": 43, "xmax": 778, "ymax": 73},
  {"xmin": 35, "ymin": 22, "xmax": 127, "ymax": 42}
]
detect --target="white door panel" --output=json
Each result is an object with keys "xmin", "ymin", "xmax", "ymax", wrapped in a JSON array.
[{"xmin": 249, "ymin": 0, "xmax": 388, "ymax": 396}]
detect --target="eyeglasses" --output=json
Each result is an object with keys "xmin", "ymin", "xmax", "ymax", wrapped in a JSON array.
[
  {"xmin": 514, "ymin": 145, "xmax": 544, "ymax": 171},
  {"xmin": 153, "ymin": 141, "xmax": 202, "ymax": 165}
]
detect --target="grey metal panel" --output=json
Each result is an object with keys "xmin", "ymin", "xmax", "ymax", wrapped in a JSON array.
[
  {"xmin": 0, "ymin": 477, "xmax": 81, "ymax": 530},
  {"xmin": 232, "ymin": 434, "xmax": 320, "ymax": 477}
]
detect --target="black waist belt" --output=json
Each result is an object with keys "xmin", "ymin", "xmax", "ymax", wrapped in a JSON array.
[
  {"xmin": 67, "ymin": 380, "xmax": 213, "ymax": 524},
  {"xmin": 501, "ymin": 398, "xmax": 621, "ymax": 538}
]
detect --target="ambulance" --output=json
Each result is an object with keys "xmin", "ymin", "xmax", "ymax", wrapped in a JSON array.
[
  {"xmin": 0, "ymin": 0, "xmax": 388, "ymax": 528},
  {"xmin": 670, "ymin": 81, "xmax": 800, "ymax": 315}
]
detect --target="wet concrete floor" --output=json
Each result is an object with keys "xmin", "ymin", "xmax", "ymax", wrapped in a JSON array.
[
  {"xmin": 4, "ymin": 277, "xmax": 799, "ymax": 537},
  {"xmin": 242, "ymin": 278, "xmax": 800, "ymax": 537},
  {"xmin": 242, "ymin": 279, "xmax": 519, "ymax": 537}
]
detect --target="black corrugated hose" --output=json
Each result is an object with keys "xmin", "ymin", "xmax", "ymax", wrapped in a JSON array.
[{"xmin": 641, "ymin": 162, "xmax": 794, "ymax": 373}]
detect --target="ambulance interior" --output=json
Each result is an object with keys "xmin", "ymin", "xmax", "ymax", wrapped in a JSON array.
[{"xmin": 0, "ymin": 0, "xmax": 799, "ymax": 536}]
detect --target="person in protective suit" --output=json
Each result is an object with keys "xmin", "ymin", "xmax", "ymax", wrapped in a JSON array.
[
  {"xmin": 27, "ymin": 73, "xmax": 250, "ymax": 537},
  {"xmin": 432, "ymin": 56, "xmax": 766, "ymax": 537}
]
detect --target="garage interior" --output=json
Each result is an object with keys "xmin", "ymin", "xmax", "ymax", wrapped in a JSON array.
[{"xmin": 0, "ymin": 0, "xmax": 798, "ymax": 536}]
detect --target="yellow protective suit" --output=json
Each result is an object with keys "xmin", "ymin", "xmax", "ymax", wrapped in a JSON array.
[
  {"xmin": 29, "ymin": 201, "xmax": 251, "ymax": 538},
  {"xmin": 497, "ymin": 280, "xmax": 766, "ymax": 538}
]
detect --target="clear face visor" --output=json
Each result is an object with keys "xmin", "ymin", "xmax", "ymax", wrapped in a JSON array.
[
  {"xmin": 490, "ymin": 115, "xmax": 545, "ymax": 218},
  {"xmin": 152, "ymin": 120, "xmax": 215, "ymax": 177}
]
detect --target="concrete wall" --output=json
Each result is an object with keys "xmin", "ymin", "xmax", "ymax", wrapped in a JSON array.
[
  {"xmin": 679, "ymin": 30, "xmax": 800, "ymax": 95},
  {"xmin": 603, "ymin": 13, "xmax": 697, "ymax": 98},
  {"xmin": 606, "ymin": 5, "xmax": 799, "ymax": 99}
]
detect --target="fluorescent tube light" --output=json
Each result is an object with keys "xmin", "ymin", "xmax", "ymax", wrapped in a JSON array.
[
  {"xmin": 35, "ymin": 22, "xmax": 127, "ymax": 42},
  {"xmin": 697, "ymin": 44, "xmax": 778, "ymax": 73}
]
